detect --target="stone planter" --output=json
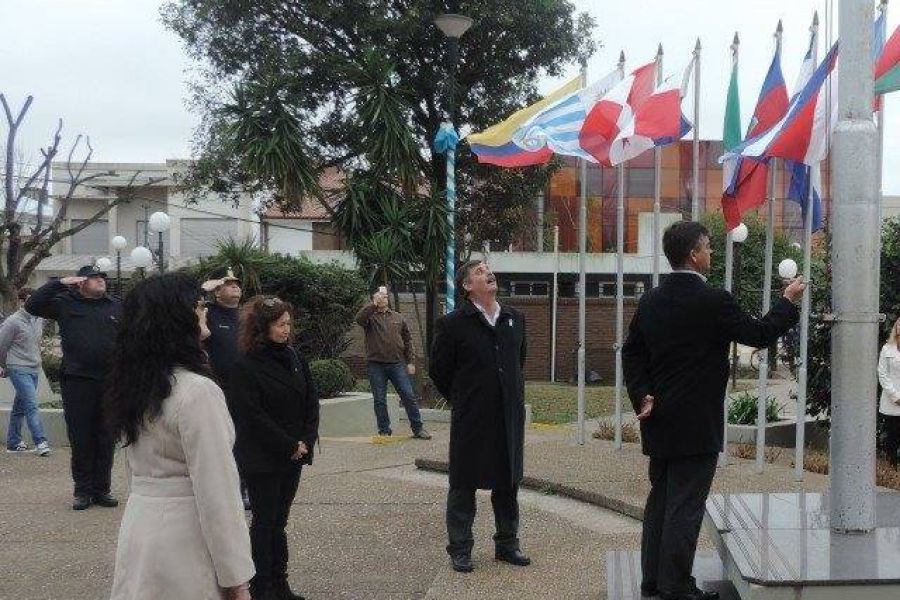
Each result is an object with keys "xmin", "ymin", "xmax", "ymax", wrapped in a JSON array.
[{"xmin": 727, "ymin": 415, "xmax": 828, "ymax": 450}]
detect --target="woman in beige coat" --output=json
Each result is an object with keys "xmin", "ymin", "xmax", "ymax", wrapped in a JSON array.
[
  {"xmin": 105, "ymin": 272, "xmax": 254, "ymax": 600},
  {"xmin": 879, "ymin": 317, "xmax": 900, "ymax": 468}
]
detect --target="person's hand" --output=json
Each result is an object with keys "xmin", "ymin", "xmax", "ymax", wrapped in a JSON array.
[
  {"xmin": 783, "ymin": 276, "xmax": 807, "ymax": 303},
  {"xmin": 220, "ymin": 583, "xmax": 251, "ymax": 600},
  {"xmin": 59, "ymin": 276, "xmax": 86, "ymax": 286},
  {"xmin": 291, "ymin": 441, "xmax": 309, "ymax": 460},
  {"xmin": 196, "ymin": 306, "xmax": 211, "ymax": 341},
  {"xmin": 407, "ymin": 363, "xmax": 416, "ymax": 376},
  {"xmin": 0, "ymin": 367, "xmax": 6, "ymax": 378},
  {"xmin": 636, "ymin": 395, "xmax": 654, "ymax": 421},
  {"xmin": 201, "ymin": 279, "xmax": 223, "ymax": 292}
]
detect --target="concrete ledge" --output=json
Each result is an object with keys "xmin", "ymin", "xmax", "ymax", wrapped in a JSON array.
[
  {"xmin": 400, "ymin": 404, "xmax": 533, "ymax": 427},
  {"xmin": 728, "ymin": 416, "xmax": 828, "ymax": 450},
  {"xmin": 0, "ymin": 408, "xmax": 68, "ymax": 447},
  {"xmin": 415, "ymin": 457, "xmax": 645, "ymax": 520}
]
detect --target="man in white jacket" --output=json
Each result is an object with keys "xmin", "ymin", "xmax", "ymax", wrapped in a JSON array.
[{"xmin": 1, "ymin": 288, "xmax": 50, "ymax": 456}]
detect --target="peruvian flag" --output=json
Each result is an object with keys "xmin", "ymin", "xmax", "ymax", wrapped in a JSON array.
[
  {"xmin": 578, "ymin": 62, "xmax": 657, "ymax": 166},
  {"xmin": 722, "ymin": 45, "xmax": 789, "ymax": 231}
]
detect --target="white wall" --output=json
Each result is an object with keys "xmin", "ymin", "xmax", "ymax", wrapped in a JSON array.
[{"xmin": 267, "ymin": 219, "xmax": 314, "ymax": 254}]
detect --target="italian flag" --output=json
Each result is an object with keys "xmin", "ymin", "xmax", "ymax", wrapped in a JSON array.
[
  {"xmin": 721, "ymin": 51, "xmax": 741, "ymax": 194},
  {"xmin": 875, "ymin": 25, "xmax": 900, "ymax": 94}
]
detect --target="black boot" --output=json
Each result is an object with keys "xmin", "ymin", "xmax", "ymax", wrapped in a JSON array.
[{"xmin": 273, "ymin": 577, "xmax": 305, "ymax": 600}]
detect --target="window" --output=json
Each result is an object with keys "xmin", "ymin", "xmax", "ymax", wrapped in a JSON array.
[
  {"xmin": 180, "ymin": 218, "xmax": 238, "ymax": 257},
  {"xmin": 71, "ymin": 219, "xmax": 109, "ymax": 255},
  {"xmin": 600, "ymin": 282, "xmax": 640, "ymax": 298},
  {"xmin": 136, "ymin": 220, "xmax": 170, "ymax": 255},
  {"xmin": 510, "ymin": 281, "xmax": 550, "ymax": 297},
  {"xmin": 626, "ymin": 168, "xmax": 655, "ymax": 198}
]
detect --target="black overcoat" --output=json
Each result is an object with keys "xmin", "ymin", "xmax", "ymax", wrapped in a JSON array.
[
  {"xmin": 227, "ymin": 346, "xmax": 320, "ymax": 474},
  {"xmin": 622, "ymin": 272, "xmax": 799, "ymax": 458},
  {"xmin": 430, "ymin": 301, "xmax": 526, "ymax": 490}
]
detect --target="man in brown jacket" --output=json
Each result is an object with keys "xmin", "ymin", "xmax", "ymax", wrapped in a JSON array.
[{"xmin": 355, "ymin": 286, "xmax": 430, "ymax": 439}]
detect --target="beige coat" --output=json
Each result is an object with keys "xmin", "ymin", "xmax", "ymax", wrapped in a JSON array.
[
  {"xmin": 879, "ymin": 344, "xmax": 900, "ymax": 417},
  {"xmin": 110, "ymin": 369, "xmax": 255, "ymax": 600}
]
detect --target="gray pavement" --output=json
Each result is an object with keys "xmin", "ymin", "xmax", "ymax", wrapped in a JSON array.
[{"xmin": 0, "ymin": 423, "xmax": 644, "ymax": 600}]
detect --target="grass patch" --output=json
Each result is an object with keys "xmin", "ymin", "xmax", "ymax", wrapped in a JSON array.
[{"xmin": 526, "ymin": 382, "xmax": 617, "ymax": 425}]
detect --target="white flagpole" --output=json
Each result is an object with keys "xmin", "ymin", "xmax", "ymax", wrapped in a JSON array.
[
  {"xmin": 614, "ymin": 162, "xmax": 625, "ymax": 449},
  {"xmin": 653, "ymin": 44, "xmax": 663, "ymax": 288},
  {"xmin": 878, "ymin": 0, "xmax": 888, "ymax": 225},
  {"xmin": 795, "ymin": 12, "xmax": 819, "ymax": 482},
  {"xmin": 551, "ymin": 225, "xmax": 559, "ymax": 382},
  {"xmin": 755, "ymin": 21, "xmax": 783, "ymax": 474},
  {"xmin": 577, "ymin": 61, "xmax": 588, "ymax": 446},
  {"xmin": 721, "ymin": 33, "xmax": 739, "ymax": 468},
  {"xmin": 692, "ymin": 38, "xmax": 702, "ymax": 220}
]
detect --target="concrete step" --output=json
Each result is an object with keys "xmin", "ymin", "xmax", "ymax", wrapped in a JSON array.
[{"xmin": 606, "ymin": 551, "xmax": 739, "ymax": 600}]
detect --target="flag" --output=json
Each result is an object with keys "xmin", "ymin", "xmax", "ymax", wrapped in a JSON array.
[
  {"xmin": 578, "ymin": 62, "xmax": 658, "ymax": 165},
  {"xmin": 512, "ymin": 69, "xmax": 623, "ymax": 162},
  {"xmin": 875, "ymin": 25, "xmax": 900, "ymax": 94},
  {"xmin": 467, "ymin": 76, "xmax": 583, "ymax": 167},
  {"xmin": 721, "ymin": 44, "xmax": 789, "ymax": 230},
  {"xmin": 606, "ymin": 59, "xmax": 694, "ymax": 166},
  {"xmin": 727, "ymin": 43, "xmax": 838, "ymax": 166},
  {"xmin": 722, "ymin": 53, "xmax": 742, "ymax": 153}
]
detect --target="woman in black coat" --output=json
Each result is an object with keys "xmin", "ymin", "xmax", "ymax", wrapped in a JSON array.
[{"xmin": 228, "ymin": 296, "xmax": 319, "ymax": 600}]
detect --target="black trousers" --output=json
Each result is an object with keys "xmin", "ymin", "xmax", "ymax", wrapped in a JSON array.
[
  {"xmin": 246, "ymin": 469, "xmax": 302, "ymax": 590},
  {"xmin": 446, "ymin": 486, "xmax": 519, "ymax": 557},
  {"xmin": 60, "ymin": 376, "xmax": 115, "ymax": 498},
  {"xmin": 883, "ymin": 414, "xmax": 900, "ymax": 466},
  {"xmin": 641, "ymin": 454, "xmax": 718, "ymax": 594}
]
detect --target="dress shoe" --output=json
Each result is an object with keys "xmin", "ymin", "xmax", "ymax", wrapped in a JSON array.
[
  {"xmin": 660, "ymin": 588, "xmax": 719, "ymax": 600},
  {"xmin": 495, "ymin": 548, "xmax": 531, "ymax": 566},
  {"xmin": 92, "ymin": 493, "xmax": 119, "ymax": 508},
  {"xmin": 450, "ymin": 554, "xmax": 474, "ymax": 573},
  {"xmin": 72, "ymin": 495, "xmax": 92, "ymax": 511},
  {"xmin": 412, "ymin": 428, "xmax": 432, "ymax": 440},
  {"xmin": 641, "ymin": 584, "xmax": 660, "ymax": 597}
]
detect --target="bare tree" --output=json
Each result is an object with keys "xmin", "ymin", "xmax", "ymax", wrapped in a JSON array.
[{"xmin": 0, "ymin": 94, "xmax": 164, "ymax": 309}]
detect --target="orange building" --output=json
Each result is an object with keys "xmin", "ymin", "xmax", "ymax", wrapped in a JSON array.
[{"xmin": 545, "ymin": 140, "xmax": 832, "ymax": 253}]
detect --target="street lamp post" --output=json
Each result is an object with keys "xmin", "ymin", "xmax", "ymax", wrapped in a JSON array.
[
  {"xmin": 111, "ymin": 235, "xmax": 127, "ymax": 296},
  {"xmin": 434, "ymin": 13, "xmax": 473, "ymax": 314},
  {"xmin": 148, "ymin": 212, "xmax": 171, "ymax": 273},
  {"xmin": 130, "ymin": 246, "xmax": 153, "ymax": 280},
  {"xmin": 730, "ymin": 223, "xmax": 749, "ymax": 390}
]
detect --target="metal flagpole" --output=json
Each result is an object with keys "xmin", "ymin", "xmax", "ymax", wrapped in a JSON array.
[
  {"xmin": 614, "ymin": 162, "xmax": 625, "ymax": 449},
  {"xmin": 551, "ymin": 225, "xmax": 559, "ymax": 382},
  {"xmin": 795, "ymin": 13, "xmax": 818, "ymax": 482},
  {"xmin": 720, "ymin": 32, "xmax": 739, "ymax": 467},
  {"xmin": 878, "ymin": 0, "xmax": 888, "ymax": 225},
  {"xmin": 830, "ymin": 0, "xmax": 879, "ymax": 532},
  {"xmin": 692, "ymin": 38, "xmax": 702, "ymax": 220},
  {"xmin": 577, "ymin": 62, "xmax": 588, "ymax": 446},
  {"xmin": 756, "ymin": 22, "xmax": 783, "ymax": 474},
  {"xmin": 652, "ymin": 44, "xmax": 663, "ymax": 288}
]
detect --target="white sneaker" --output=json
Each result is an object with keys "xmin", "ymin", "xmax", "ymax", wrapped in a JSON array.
[
  {"xmin": 34, "ymin": 441, "xmax": 51, "ymax": 457},
  {"xmin": 6, "ymin": 441, "xmax": 28, "ymax": 453}
]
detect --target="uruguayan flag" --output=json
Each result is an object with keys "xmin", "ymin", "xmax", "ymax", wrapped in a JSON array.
[{"xmin": 512, "ymin": 68, "xmax": 622, "ymax": 163}]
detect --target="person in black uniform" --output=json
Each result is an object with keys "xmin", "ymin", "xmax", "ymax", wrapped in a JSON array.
[
  {"xmin": 430, "ymin": 260, "xmax": 530, "ymax": 574},
  {"xmin": 201, "ymin": 267, "xmax": 249, "ymax": 507},
  {"xmin": 229, "ymin": 296, "xmax": 319, "ymax": 600},
  {"xmin": 26, "ymin": 265, "xmax": 122, "ymax": 510},
  {"xmin": 623, "ymin": 221, "xmax": 804, "ymax": 600}
]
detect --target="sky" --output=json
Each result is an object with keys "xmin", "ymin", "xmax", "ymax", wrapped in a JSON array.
[{"xmin": 3, "ymin": 0, "xmax": 899, "ymax": 191}]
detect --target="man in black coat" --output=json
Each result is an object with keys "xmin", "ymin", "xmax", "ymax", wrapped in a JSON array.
[
  {"xmin": 26, "ymin": 265, "xmax": 122, "ymax": 511},
  {"xmin": 623, "ymin": 221, "xmax": 805, "ymax": 600},
  {"xmin": 430, "ymin": 260, "xmax": 530, "ymax": 573}
]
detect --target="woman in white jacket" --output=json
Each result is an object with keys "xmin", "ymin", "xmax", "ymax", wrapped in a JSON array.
[
  {"xmin": 105, "ymin": 272, "xmax": 254, "ymax": 600},
  {"xmin": 878, "ymin": 317, "xmax": 900, "ymax": 467}
]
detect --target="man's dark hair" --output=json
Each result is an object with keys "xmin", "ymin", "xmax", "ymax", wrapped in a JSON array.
[
  {"xmin": 663, "ymin": 221, "xmax": 710, "ymax": 269},
  {"xmin": 457, "ymin": 260, "xmax": 483, "ymax": 299}
]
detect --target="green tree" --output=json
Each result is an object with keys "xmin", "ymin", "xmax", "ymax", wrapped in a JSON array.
[{"xmin": 162, "ymin": 0, "xmax": 595, "ymax": 348}]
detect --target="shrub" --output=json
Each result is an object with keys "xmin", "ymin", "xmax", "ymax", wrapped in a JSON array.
[
  {"xmin": 41, "ymin": 352, "xmax": 61, "ymax": 385},
  {"xmin": 309, "ymin": 359, "xmax": 355, "ymax": 398},
  {"xmin": 727, "ymin": 391, "xmax": 782, "ymax": 425}
]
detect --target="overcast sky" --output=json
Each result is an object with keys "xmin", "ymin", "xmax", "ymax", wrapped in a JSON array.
[{"xmin": 4, "ymin": 0, "xmax": 899, "ymax": 191}]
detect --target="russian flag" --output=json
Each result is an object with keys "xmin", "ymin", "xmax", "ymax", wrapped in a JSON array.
[
  {"xmin": 578, "ymin": 62, "xmax": 657, "ymax": 166},
  {"xmin": 722, "ymin": 45, "xmax": 789, "ymax": 230}
]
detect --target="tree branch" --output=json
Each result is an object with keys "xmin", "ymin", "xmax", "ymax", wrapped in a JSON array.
[{"xmin": 2, "ymin": 94, "xmax": 34, "ymax": 216}]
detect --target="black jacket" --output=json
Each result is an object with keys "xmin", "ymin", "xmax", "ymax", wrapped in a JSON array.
[
  {"xmin": 204, "ymin": 303, "xmax": 240, "ymax": 388},
  {"xmin": 622, "ymin": 272, "xmax": 800, "ymax": 458},
  {"xmin": 430, "ymin": 301, "xmax": 526, "ymax": 490},
  {"xmin": 26, "ymin": 280, "xmax": 121, "ymax": 381},
  {"xmin": 228, "ymin": 343, "xmax": 320, "ymax": 474}
]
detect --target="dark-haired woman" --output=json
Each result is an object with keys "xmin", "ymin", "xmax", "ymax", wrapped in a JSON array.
[
  {"xmin": 106, "ymin": 273, "xmax": 253, "ymax": 600},
  {"xmin": 229, "ymin": 296, "xmax": 320, "ymax": 600}
]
